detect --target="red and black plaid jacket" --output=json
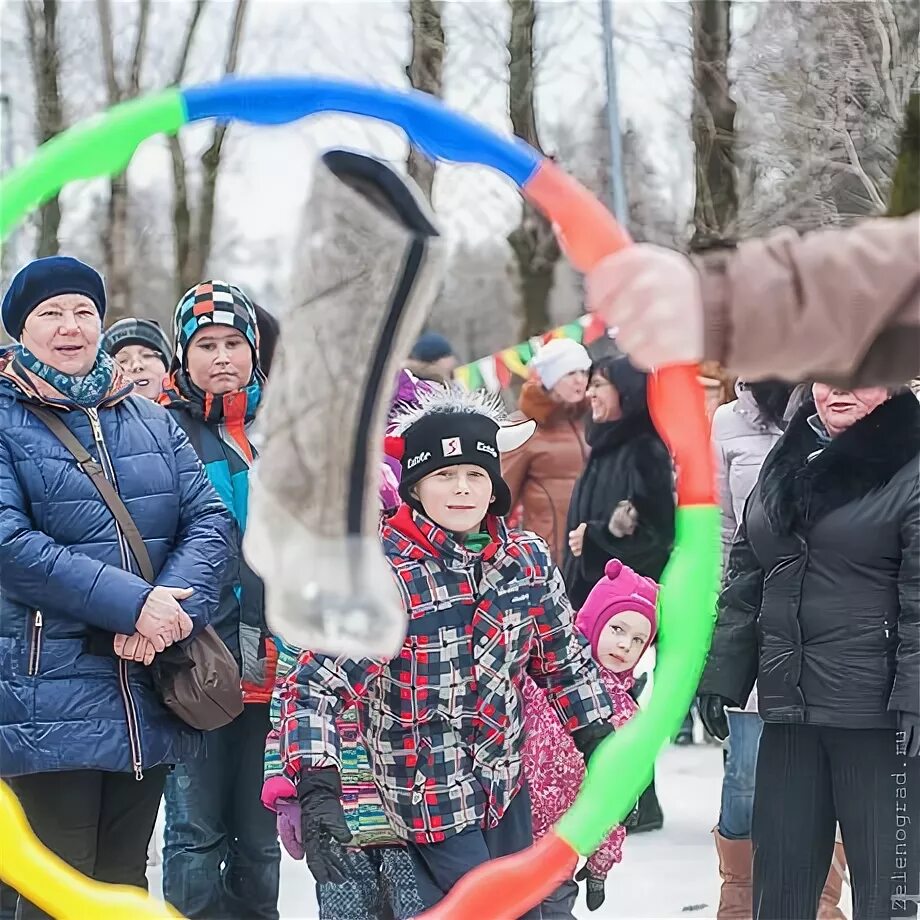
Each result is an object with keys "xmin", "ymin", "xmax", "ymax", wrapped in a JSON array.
[{"xmin": 275, "ymin": 505, "xmax": 612, "ymax": 844}]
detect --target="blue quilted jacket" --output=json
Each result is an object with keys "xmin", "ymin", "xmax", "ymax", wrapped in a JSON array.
[{"xmin": 0, "ymin": 350, "xmax": 235, "ymax": 777}]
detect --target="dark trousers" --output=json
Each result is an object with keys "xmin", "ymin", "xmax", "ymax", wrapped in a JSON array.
[
  {"xmin": 8, "ymin": 766, "xmax": 166, "ymax": 920},
  {"xmin": 163, "ymin": 703, "xmax": 280, "ymax": 920},
  {"xmin": 0, "ymin": 882, "xmax": 18, "ymax": 920},
  {"xmin": 539, "ymin": 878, "xmax": 579, "ymax": 919},
  {"xmin": 752, "ymin": 722, "xmax": 920, "ymax": 920},
  {"xmin": 407, "ymin": 784, "xmax": 542, "ymax": 920}
]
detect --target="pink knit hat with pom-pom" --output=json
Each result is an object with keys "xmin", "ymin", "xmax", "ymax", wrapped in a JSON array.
[{"xmin": 575, "ymin": 559, "xmax": 659, "ymax": 661}]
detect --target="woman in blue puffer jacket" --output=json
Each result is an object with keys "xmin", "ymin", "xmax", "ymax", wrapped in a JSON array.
[{"xmin": 0, "ymin": 256, "xmax": 234, "ymax": 918}]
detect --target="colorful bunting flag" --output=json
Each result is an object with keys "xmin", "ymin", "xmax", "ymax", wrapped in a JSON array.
[{"xmin": 456, "ymin": 313, "xmax": 611, "ymax": 392}]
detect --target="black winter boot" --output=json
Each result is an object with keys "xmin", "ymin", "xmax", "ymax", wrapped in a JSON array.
[
  {"xmin": 627, "ymin": 778, "xmax": 664, "ymax": 834},
  {"xmin": 674, "ymin": 709, "xmax": 695, "ymax": 745}
]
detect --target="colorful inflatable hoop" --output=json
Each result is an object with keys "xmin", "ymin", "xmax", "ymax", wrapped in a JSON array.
[{"xmin": 0, "ymin": 76, "xmax": 720, "ymax": 920}]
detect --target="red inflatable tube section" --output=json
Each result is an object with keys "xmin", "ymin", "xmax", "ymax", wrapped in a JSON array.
[{"xmin": 419, "ymin": 831, "xmax": 578, "ymax": 920}]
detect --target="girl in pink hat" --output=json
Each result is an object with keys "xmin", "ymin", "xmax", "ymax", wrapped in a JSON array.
[{"xmin": 522, "ymin": 558, "xmax": 658, "ymax": 914}]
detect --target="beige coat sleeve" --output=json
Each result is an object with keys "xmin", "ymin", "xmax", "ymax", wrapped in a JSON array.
[{"xmin": 696, "ymin": 214, "xmax": 920, "ymax": 386}]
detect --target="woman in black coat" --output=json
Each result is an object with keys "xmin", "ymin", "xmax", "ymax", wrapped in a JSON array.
[
  {"xmin": 700, "ymin": 384, "xmax": 920, "ymax": 920},
  {"xmin": 563, "ymin": 356, "xmax": 675, "ymax": 609}
]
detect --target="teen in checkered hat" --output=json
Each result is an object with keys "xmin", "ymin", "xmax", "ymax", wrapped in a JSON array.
[
  {"xmin": 158, "ymin": 280, "xmax": 282, "ymax": 919},
  {"xmin": 268, "ymin": 385, "xmax": 621, "ymax": 917}
]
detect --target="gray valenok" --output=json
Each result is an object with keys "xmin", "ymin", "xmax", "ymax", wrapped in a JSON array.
[{"xmin": 244, "ymin": 150, "xmax": 446, "ymax": 658}]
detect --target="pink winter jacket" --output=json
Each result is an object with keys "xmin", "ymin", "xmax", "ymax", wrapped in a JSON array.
[{"xmin": 522, "ymin": 667, "xmax": 637, "ymax": 878}]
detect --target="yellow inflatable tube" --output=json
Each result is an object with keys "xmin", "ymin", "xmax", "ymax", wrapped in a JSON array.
[{"xmin": 0, "ymin": 781, "xmax": 181, "ymax": 919}]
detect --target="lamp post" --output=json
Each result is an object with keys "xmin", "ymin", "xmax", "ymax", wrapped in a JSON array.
[{"xmin": 599, "ymin": 0, "xmax": 628, "ymax": 227}]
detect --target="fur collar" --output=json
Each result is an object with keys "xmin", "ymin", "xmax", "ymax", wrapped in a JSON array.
[
  {"xmin": 760, "ymin": 391, "xmax": 920, "ymax": 535},
  {"xmin": 517, "ymin": 378, "xmax": 586, "ymax": 426}
]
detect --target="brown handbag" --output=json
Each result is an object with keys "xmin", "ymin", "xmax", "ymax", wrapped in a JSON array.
[{"xmin": 26, "ymin": 403, "xmax": 244, "ymax": 730}]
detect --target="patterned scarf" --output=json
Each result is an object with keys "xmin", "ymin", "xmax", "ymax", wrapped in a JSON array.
[
  {"xmin": 160, "ymin": 366, "xmax": 263, "ymax": 462},
  {"xmin": 15, "ymin": 344, "xmax": 116, "ymax": 408}
]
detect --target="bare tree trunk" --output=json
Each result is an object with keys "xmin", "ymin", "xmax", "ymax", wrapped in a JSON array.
[
  {"xmin": 406, "ymin": 0, "xmax": 444, "ymax": 202},
  {"xmin": 96, "ymin": 0, "xmax": 129, "ymax": 318},
  {"xmin": 193, "ymin": 0, "xmax": 249, "ymax": 284},
  {"xmin": 506, "ymin": 0, "xmax": 560, "ymax": 340},
  {"xmin": 95, "ymin": 0, "xmax": 152, "ymax": 320},
  {"xmin": 170, "ymin": 0, "xmax": 247, "ymax": 293},
  {"xmin": 105, "ymin": 172, "xmax": 132, "ymax": 321},
  {"xmin": 690, "ymin": 0, "xmax": 738, "ymax": 249},
  {"xmin": 25, "ymin": 0, "xmax": 64, "ymax": 256},
  {"xmin": 170, "ymin": 0, "xmax": 207, "ymax": 297}
]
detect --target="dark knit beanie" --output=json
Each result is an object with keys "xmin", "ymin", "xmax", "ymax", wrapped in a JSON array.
[
  {"xmin": 253, "ymin": 303, "xmax": 280, "ymax": 379},
  {"xmin": 103, "ymin": 318, "xmax": 172, "ymax": 366},
  {"xmin": 410, "ymin": 332, "xmax": 455, "ymax": 364},
  {"xmin": 172, "ymin": 280, "xmax": 260, "ymax": 367},
  {"xmin": 398, "ymin": 410, "xmax": 511, "ymax": 516},
  {"xmin": 2, "ymin": 256, "xmax": 107, "ymax": 339}
]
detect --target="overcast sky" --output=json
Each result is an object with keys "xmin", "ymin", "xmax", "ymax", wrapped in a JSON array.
[
  {"xmin": 2, "ymin": 0, "xmax": 695, "ymax": 299},
  {"xmin": 123, "ymin": 1, "xmax": 694, "ymax": 291}
]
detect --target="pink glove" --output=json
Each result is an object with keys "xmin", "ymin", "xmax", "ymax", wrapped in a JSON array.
[{"xmin": 262, "ymin": 775, "xmax": 304, "ymax": 860}]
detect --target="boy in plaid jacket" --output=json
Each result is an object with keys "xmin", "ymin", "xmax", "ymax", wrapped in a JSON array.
[{"xmin": 262, "ymin": 389, "xmax": 615, "ymax": 916}]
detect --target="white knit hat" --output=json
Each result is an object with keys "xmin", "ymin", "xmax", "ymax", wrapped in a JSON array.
[{"xmin": 530, "ymin": 338, "xmax": 592, "ymax": 390}]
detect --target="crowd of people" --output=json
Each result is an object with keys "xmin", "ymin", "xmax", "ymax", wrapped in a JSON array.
[{"xmin": 0, "ymin": 209, "xmax": 918, "ymax": 920}]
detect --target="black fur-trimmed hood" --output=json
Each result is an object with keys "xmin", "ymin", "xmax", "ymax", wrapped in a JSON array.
[{"xmin": 759, "ymin": 390, "xmax": 920, "ymax": 536}]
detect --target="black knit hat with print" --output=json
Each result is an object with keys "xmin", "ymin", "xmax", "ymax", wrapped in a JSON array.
[{"xmin": 399, "ymin": 410, "xmax": 510, "ymax": 516}]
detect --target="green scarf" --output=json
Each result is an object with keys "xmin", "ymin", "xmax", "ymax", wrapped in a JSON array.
[{"xmin": 462, "ymin": 532, "xmax": 491, "ymax": 554}]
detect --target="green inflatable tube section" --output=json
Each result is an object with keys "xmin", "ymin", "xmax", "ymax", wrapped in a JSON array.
[{"xmin": 0, "ymin": 90, "xmax": 185, "ymax": 241}]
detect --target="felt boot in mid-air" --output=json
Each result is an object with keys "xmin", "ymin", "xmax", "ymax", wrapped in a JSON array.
[{"xmin": 244, "ymin": 150, "xmax": 446, "ymax": 658}]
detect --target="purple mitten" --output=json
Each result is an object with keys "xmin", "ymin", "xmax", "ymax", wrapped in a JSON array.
[
  {"xmin": 262, "ymin": 776, "xmax": 304, "ymax": 859},
  {"xmin": 276, "ymin": 798, "xmax": 304, "ymax": 860},
  {"xmin": 379, "ymin": 458, "xmax": 401, "ymax": 511}
]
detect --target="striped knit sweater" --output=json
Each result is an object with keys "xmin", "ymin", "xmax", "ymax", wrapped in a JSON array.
[{"xmin": 266, "ymin": 639, "xmax": 400, "ymax": 847}]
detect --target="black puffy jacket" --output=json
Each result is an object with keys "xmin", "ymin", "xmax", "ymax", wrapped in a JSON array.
[
  {"xmin": 700, "ymin": 392, "xmax": 920, "ymax": 729},
  {"xmin": 562, "ymin": 359, "xmax": 675, "ymax": 608}
]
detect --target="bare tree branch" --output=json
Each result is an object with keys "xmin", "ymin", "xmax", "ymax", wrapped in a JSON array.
[
  {"xmin": 871, "ymin": 0, "xmax": 902, "ymax": 117},
  {"xmin": 842, "ymin": 126, "xmax": 885, "ymax": 209},
  {"xmin": 173, "ymin": 0, "xmax": 207, "ymax": 85},
  {"xmin": 734, "ymin": 0, "xmax": 917, "ymax": 232},
  {"xmin": 128, "ymin": 0, "xmax": 152, "ymax": 95},
  {"xmin": 222, "ymin": 0, "xmax": 248, "ymax": 77}
]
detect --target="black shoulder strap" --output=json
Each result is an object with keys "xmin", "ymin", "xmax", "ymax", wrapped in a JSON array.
[{"xmin": 24, "ymin": 403, "xmax": 155, "ymax": 583}]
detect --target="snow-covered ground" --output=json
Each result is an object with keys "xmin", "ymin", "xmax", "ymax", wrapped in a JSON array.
[
  {"xmin": 147, "ymin": 743, "xmax": 759, "ymax": 919},
  {"xmin": 146, "ymin": 667, "xmax": 854, "ymax": 920}
]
